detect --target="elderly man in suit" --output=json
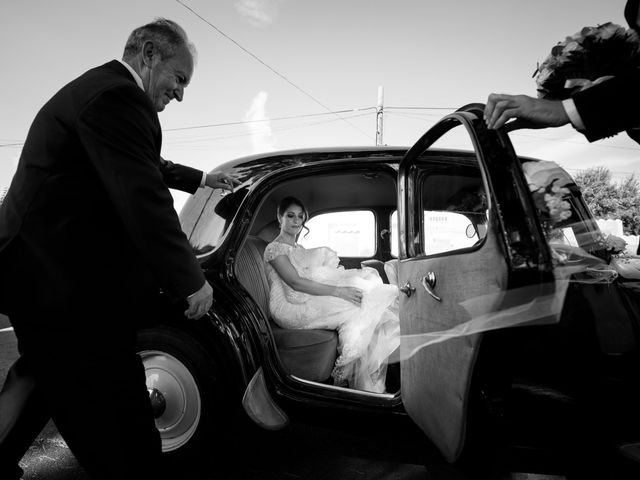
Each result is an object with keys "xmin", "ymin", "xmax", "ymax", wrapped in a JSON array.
[
  {"xmin": 0, "ymin": 18, "xmax": 238, "ymax": 479},
  {"xmin": 484, "ymin": 0, "xmax": 640, "ymax": 143}
]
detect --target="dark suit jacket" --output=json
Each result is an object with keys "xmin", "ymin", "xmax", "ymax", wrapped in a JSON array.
[
  {"xmin": 572, "ymin": 68, "xmax": 640, "ymax": 143},
  {"xmin": 571, "ymin": 0, "xmax": 640, "ymax": 143},
  {"xmin": 0, "ymin": 60, "xmax": 205, "ymax": 316}
]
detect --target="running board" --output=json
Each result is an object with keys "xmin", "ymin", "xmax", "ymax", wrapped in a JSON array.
[{"xmin": 242, "ymin": 367, "xmax": 289, "ymax": 430}]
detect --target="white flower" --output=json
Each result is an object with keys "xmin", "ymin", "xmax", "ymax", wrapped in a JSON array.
[
  {"xmin": 535, "ymin": 67, "xmax": 553, "ymax": 87},
  {"xmin": 598, "ymin": 23, "xmax": 621, "ymax": 40},
  {"xmin": 604, "ymin": 234, "xmax": 627, "ymax": 253},
  {"xmin": 551, "ymin": 183, "xmax": 570, "ymax": 195},
  {"xmin": 544, "ymin": 191, "xmax": 572, "ymax": 224},
  {"xmin": 562, "ymin": 41, "xmax": 582, "ymax": 54},
  {"xmin": 577, "ymin": 26, "xmax": 598, "ymax": 39}
]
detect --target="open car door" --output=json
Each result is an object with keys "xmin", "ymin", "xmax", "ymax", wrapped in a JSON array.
[{"xmin": 397, "ymin": 104, "xmax": 557, "ymax": 462}]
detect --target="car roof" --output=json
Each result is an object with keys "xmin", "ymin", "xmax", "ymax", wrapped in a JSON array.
[{"xmin": 208, "ymin": 146, "xmax": 408, "ymax": 176}]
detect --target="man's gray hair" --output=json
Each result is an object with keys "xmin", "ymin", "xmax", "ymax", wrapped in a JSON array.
[{"xmin": 123, "ymin": 18, "xmax": 197, "ymax": 62}]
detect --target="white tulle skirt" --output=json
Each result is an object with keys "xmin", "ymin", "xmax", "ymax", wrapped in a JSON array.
[{"xmin": 268, "ymin": 246, "xmax": 399, "ymax": 393}]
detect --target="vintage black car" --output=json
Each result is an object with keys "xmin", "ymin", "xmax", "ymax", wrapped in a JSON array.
[{"xmin": 136, "ymin": 105, "xmax": 640, "ymax": 478}]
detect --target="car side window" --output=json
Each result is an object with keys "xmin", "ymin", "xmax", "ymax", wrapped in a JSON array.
[
  {"xmin": 181, "ymin": 183, "xmax": 248, "ymax": 256},
  {"xmin": 520, "ymin": 160, "xmax": 598, "ymax": 253},
  {"xmin": 418, "ymin": 161, "xmax": 489, "ymax": 255},
  {"xmin": 298, "ymin": 210, "xmax": 375, "ymax": 257},
  {"xmin": 389, "ymin": 196, "xmax": 487, "ymax": 258},
  {"xmin": 418, "ymin": 169, "xmax": 488, "ymax": 256}
]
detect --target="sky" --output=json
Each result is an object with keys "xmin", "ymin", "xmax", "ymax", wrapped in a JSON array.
[{"xmin": 1, "ymin": 0, "xmax": 638, "ymax": 211}]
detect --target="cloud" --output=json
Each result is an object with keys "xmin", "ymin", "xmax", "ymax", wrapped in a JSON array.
[
  {"xmin": 234, "ymin": 0, "xmax": 284, "ymax": 27},
  {"xmin": 244, "ymin": 91, "xmax": 276, "ymax": 153}
]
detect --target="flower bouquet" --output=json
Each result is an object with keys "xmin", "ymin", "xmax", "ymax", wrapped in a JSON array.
[
  {"xmin": 595, "ymin": 233, "xmax": 640, "ymax": 279},
  {"xmin": 595, "ymin": 233, "xmax": 628, "ymax": 257},
  {"xmin": 534, "ymin": 22, "xmax": 640, "ymax": 100},
  {"xmin": 522, "ymin": 161, "xmax": 577, "ymax": 265},
  {"xmin": 523, "ymin": 161, "xmax": 573, "ymax": 234}
]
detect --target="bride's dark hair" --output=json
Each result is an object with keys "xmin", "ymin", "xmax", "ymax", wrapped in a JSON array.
[{"xmin": 277, "ymin": 196, "xmax": 310, "ymax": 238}]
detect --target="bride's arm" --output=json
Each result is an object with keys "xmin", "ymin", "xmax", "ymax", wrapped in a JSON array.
[{"xmin": 269, "ymin": 255, "xmax": 362, "ymax": 305}]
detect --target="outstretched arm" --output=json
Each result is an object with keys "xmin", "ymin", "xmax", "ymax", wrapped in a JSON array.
[
  {"xmin": 269, "ymin": 255, "xmax": 362, "ymax": 305},
  {"xmin": 204, "ymin": 171, "xmax": 242, "ymax": 192},
  {"xmin": 484, "ymin": 93, "xmax": 570, "ymax": 130},
  {"xmin": 159, "ymin": 157, "xmax": 203, "ymax": 194},
  {"xmin": 160, "ymin": 158, "xmax": 241, "ymax": 194}
]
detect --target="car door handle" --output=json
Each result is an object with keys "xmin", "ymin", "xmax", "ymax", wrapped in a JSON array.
[
  {"xmin": 400, "ymin": 282, "xmax": 416, "ymax": 297},
  {"xmin": 421, "ymin": 273, "xmax": 441, "ymax": 302}
]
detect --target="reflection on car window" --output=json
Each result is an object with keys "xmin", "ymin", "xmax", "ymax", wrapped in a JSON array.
[
  {"xmin": 418, "ymin": 167, "xmax": 488, "ymax": 256},
  {"xmin": 423, "ymin": 210, "xmax": 484, "ymax": 254},
  {"xmin": 521, "ymin": 160, "xmax": 600, "ymax": 259},
  {"xmin": 390, "ymin": 207, "xmax": 486, "ymax": 257},
  {"xmin": 299, "ymin": 210, "xmax": 375, "ymax": 257},
  {"xmin": 536, "ymin": 186, "xmax": 601, "ymax": 259},
  {"xmin": 182, "ymin": 186, "xmax": 248, "ymax": 256}
]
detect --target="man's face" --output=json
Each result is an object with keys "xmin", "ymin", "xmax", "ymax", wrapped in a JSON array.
[{"xmin": 146, "ymin": 44, "xmax": 193, "ymax": 112}]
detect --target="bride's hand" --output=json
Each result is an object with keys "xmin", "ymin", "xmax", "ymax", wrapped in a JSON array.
[{"xmin": 336, "ymin": 286, "xmax": 363, "ymax": 305}]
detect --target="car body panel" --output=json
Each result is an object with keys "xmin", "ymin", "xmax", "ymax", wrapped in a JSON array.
[
  {"xmin": 169, "ymin": 108, "xmax": 640, "ymax": 475},
  {"xmin": 397, "ymin": 107, "xmax": 557, "ymax": 461}
]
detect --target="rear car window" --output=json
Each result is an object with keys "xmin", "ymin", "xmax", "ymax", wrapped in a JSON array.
[{"xmin": 299, "ymin": 210, "xmax": 376, "ymax": 257}]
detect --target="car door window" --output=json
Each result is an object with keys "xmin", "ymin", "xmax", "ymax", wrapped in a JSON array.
[
  {"xmin": 418, "ymin": 169, "xmax": 488, "ymax": 256},
  {"xmin": 181, "ymin": 183, "xmax": 248, "ymax": 256},
  {"xmin": 520, "ymin": 159, "xmax": 601, "ymax": 258},
  {"xmin": 298, "ymin": 210, "xmax": 375, "ymax": 257},
  {"xmin": 389, "ymin": 187, "xmax": 487, "ymax": 258}
]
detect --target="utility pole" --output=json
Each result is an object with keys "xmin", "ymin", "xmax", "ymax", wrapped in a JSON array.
[{"xmin": 376, "ymin": 85, "xmax": 384, "ymax": 146}]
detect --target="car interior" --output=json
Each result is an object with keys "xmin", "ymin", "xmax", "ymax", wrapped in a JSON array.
[
  {"xmin": 235, "ymin": 166, "xmax": 401, "ymax": 394},
  {"xmin": 233, "ymin": 159, "xmax": 491, "ymax": 396}
]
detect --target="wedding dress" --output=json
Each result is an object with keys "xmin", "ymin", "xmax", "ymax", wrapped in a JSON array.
[{"xmin": 264, "ymin": 241, "xmax": 399, "ymax": 393}]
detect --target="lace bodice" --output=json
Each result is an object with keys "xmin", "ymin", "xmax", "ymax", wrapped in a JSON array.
[{"xmin": 264, "ymin": 241, "xmax": 311, "ymax": 305}]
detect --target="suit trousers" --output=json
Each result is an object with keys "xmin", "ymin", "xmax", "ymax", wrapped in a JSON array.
[
  {"xmin": 0, "ymin": 356, "xmax": 46, "ymax": 479},
  {"xmin": 0, "ymin": 319, "xmax": 165, "ymax": 480},
  {"xmin": 0, "ymin": 238, "xmax": 164, "ymax": 480}
]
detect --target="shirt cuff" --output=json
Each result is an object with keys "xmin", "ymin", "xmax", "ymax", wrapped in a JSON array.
[
  {"xmin": 562, "ymin": 99, "xmax": 585, "ymax": 130},
  {"xmin": 199, "ymin": 171, "xmax": 207, "ymax": 188}
]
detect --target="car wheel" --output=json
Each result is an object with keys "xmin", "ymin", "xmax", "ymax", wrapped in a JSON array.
[{"xmin": 136, "ymin": 324, "xmax": 232, "ymax": 462}]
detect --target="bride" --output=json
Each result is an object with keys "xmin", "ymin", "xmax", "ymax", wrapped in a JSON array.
[{"xmin": 263, "ymin": 196, "xmax": 399, "ymax": 393}]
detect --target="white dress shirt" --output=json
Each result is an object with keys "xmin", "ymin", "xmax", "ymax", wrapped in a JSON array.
[{"xmin": 562, "ymin": 98, "xmax": 585, "ymax": 130}]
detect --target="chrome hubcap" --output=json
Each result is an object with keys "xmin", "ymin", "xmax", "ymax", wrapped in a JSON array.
[
  {"xmin": 148, "ymin": 388, "xmax": 166, "ymax": 418},
  {"xmin": 139, "ymin": 350, "xmax": 201, "ymax": 452}
]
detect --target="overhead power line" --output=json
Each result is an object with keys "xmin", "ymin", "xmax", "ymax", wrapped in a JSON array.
[
  {"xmin": 386, "ymin": 106, "xmax": 457, "ymax": 111},
  {"xmin": 164, "ymin": 107, "xmax": 377, "ymax": 132},
  {"xmin": 175, "ymin": 0, "xmax": 372, "ymax": 141},
  {"xmin": 1, "ymin": 108, "xmax": 378, "ymax": 148},
  {"xmin": 386, "ymin": 112, "xmax": 442, "ymax": 121},
  {"xmin": 164, "ymin": 112, "xmax": 374, "ymax": 144}
]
